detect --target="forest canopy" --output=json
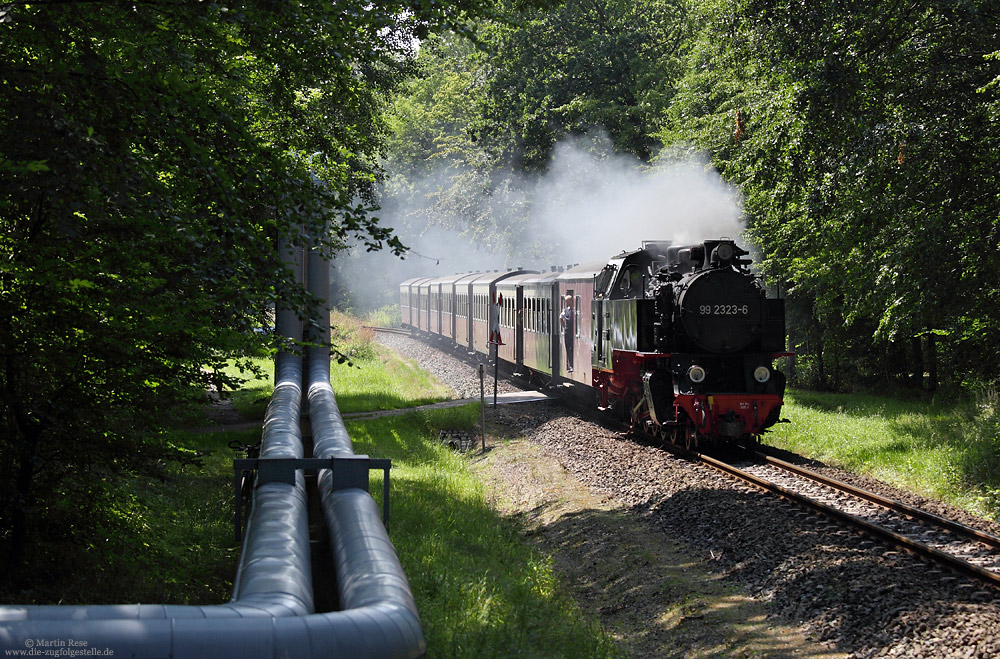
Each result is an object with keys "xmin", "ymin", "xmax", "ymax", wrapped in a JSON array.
[{"xmin": 376, "ymin": 0, "xmax": 1000, "ymax": 393}]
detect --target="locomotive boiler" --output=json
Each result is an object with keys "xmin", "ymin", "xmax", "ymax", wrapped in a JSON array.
[
  {"xmin": 400, "ymin": 238, "xmax": 788, "ymax": 447},
  {"xmin": 591, "ymin": 239, "xmax": 787, "ymax": 447}
]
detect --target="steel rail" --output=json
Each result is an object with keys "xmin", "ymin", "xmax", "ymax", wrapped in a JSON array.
[
  {"xmin": 366, "ymin": 325, "xmax": 411, "ymax": 335},
  {"xmin": 697, "ymin": 452, "xmax": 1000, "ymax": 589},
  {"xmin": 758, "ymin": 452, "xmax": 1000, "ymax": 550}
]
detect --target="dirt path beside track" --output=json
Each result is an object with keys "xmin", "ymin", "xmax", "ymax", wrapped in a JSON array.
[{"xmin": 472, "ymin": 435, "xmax": 843, "ymax": 658}]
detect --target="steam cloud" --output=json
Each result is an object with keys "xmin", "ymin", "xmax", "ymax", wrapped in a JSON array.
[
  {"xmin": 532, "ymin": 134, "xmax": 745, "ymax": 265},
  {"xmin": 335, "ymin": 133, "xmax": 745, "ymax": 310}
]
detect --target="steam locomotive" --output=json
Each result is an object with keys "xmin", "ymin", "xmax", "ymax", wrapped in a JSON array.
[{"xmin": 400, "ymin": 238, "xmax": 788, "ymax": 447}]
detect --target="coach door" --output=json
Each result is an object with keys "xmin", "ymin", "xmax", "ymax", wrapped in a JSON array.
[{"xmin": 592, "ymin": 299, "xmax": 602, "ymax": 366}]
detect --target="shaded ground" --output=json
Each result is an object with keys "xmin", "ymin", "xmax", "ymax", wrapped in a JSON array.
[
  {"xmin": 472, "ymin": 438, "xmax": 845, "ymax": 658},
  {"xmin": 192, "ymin": 388, "xmax": 261, "ymax": 433}
]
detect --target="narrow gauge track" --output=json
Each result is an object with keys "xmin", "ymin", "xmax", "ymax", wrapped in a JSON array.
[
  {"xmin": 365, "ymin": 325, "xmax": 410, "ymax": 335},
  {"xmin": 700, "ymin": 450, "xmax": 1000, "ymax": 589},
  {"xmin": 374, "ymin": 324, "xmax": 1000, "ymax": 590}
]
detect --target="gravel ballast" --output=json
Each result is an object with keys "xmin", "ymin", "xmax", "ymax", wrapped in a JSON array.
[{"xmin": 378, "ymin": 331, "xmax": 1000, "ymax": 658}]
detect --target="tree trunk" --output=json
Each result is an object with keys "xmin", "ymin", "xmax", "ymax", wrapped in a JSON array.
[
  {"xmin": 927, "ymin": 334, "xmax": 938, "ymax": 393},
  {"xmin": 816, "ymin": 338, "xmax": 826, "ymax": 390},
  {"xmin": 2, "ymin": 350, "xmax": 42, "ymax": 575},
  {"xmin": 910, "ymin": 336, "xmax": 923, "ymax": 389},
  {"xmin": 6, "ymin": 421, "xmax": 41, "ymax": 575}
]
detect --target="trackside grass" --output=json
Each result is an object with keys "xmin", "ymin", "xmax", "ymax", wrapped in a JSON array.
[
  {"xmin": 216, "ymin": 317, "xmax": 617, "ymax": 655},
  {"xmin": 219, "ymin": 312, "xmax": 451, "ymax": 419},
  {"xmin": 348, "ymin": 407, "xmax": 621, "ymax": 658},
  {"xmin": 763, "ymin": 388, "xmax": 1000, "ymax": 520}
]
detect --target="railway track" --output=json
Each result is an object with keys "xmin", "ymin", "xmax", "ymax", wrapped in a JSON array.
[
  {"xmin": 700, "ymin": 449, "xmax": 1000, "ymax": 589},
  {"xmin": 367, "ymin": 325, "xmax": 410, "ymax": 335},
  {"xmin": 379, "ymin": 325, "xmax": 1000, "ymax": 590}
]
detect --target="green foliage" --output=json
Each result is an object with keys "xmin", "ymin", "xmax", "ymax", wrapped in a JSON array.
[
  {"xmin": 475, "ymin": 0, "xmax": 690, "ymax": 171},
  {"xmin": 379, "ymin": 0, "xmax": 692, "ymax": 267},
  {"xmin": 661, "ymin": 0, "xmax": 1000, "ymax": 391},
  {"xmin": 364, "ymin": 304, "xmax": 403, "ymax": 329},
  {"xmin": 0, "ymin": 429, "xmax": 244, "ymax": 605},
  {"xmin": 0, "ymin": 0, "xmax": 506, "ymax": 574},
  {"xmin": 765, "ymin": 387, "xmax": 1000, "ymax": 520}
]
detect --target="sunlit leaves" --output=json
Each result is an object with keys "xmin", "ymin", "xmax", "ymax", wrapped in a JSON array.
[
  {"xmin": 662, "ymin": 0, "xmax": 1000, "ymax": 388},
  {"xmin": 0, "ymin": 0, "xmax": 504, "ymax": 570}
]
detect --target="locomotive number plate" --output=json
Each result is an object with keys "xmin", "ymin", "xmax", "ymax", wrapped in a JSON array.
[{"xmin": 699, "ymin": 304, "xmax": 750, "ymax": 315}]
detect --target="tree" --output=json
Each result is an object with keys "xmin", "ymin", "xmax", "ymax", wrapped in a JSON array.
[
  {"xmin": 370, "ymin": 0, "xmax": 692, "ymax": 279},
  {"xmin": 0, "ymin": 0, "xmax": 500, "ymax": 576},
  {"xmin": 475, "ymin": 0, "xmax": 690, "ymax": 172},
  {"xmin": 661, "ymin": 0, "xmax": 1000, "ymax": 390}
]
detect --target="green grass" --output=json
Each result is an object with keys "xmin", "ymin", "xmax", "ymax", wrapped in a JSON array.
[
  {"xmin": 763, "ymin": 387, "xmax": 1000, "ymax": 520},
  {"xmin": 330, "ymin": 347, "xmax": 453, "ymax": 413},
  {"xmin": 218, "ymin": 311, "xmax": 452, "ymax": 418},
  {"xmin": 218, "ymin": 346, "xmax": 451, "ymax": 418},
  {"xmin": 362, "ymin": 304, "xmax": 402, "ymax": 329},
  {"xmin": 213, "ymin": 311, "xmax": 616, "ymax": 654},
  {"xmin": 349, "ymin": 406, "xmax": 621, "ymax": 658}
]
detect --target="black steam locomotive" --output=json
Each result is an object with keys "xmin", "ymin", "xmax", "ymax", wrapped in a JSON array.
[{"xmin": 400, "ymin": 238, "xmax": 787, "ymax": 447}]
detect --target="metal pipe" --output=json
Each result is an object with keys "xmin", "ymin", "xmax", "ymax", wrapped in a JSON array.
[
  {"xmin": 305, "ymin": 245, "xmax": 426, "ymax": 657},
  {"xmin": 0, "ymin": 238, "xmax": 426, "ymax": 658}
]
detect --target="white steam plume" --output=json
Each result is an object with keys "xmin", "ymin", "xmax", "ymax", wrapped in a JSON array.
[
  {"xmin": 531, "ymin": 133, "xmax": 745, "ymax": 265},
  {"xmin": 336, "ymin": 131, "xmax": 745, "ymax": 311}
]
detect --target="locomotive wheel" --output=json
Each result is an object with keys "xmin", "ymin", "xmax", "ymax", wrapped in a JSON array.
[{"xmin": 684, "ymin": 425, "xmax": 699, "ymax": 452}]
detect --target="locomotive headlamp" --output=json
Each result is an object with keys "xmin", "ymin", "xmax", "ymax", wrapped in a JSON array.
[
  {"xmin": 715, "ymin": 243, "xmax": 734, "ymax": 262},
  {"xmin": 753, "ymin": 366, "xmax": 771, "ymax": 383},
  {"xmin": 688, "ymin": 365, "xmax": 707, "ymax": 383}
]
